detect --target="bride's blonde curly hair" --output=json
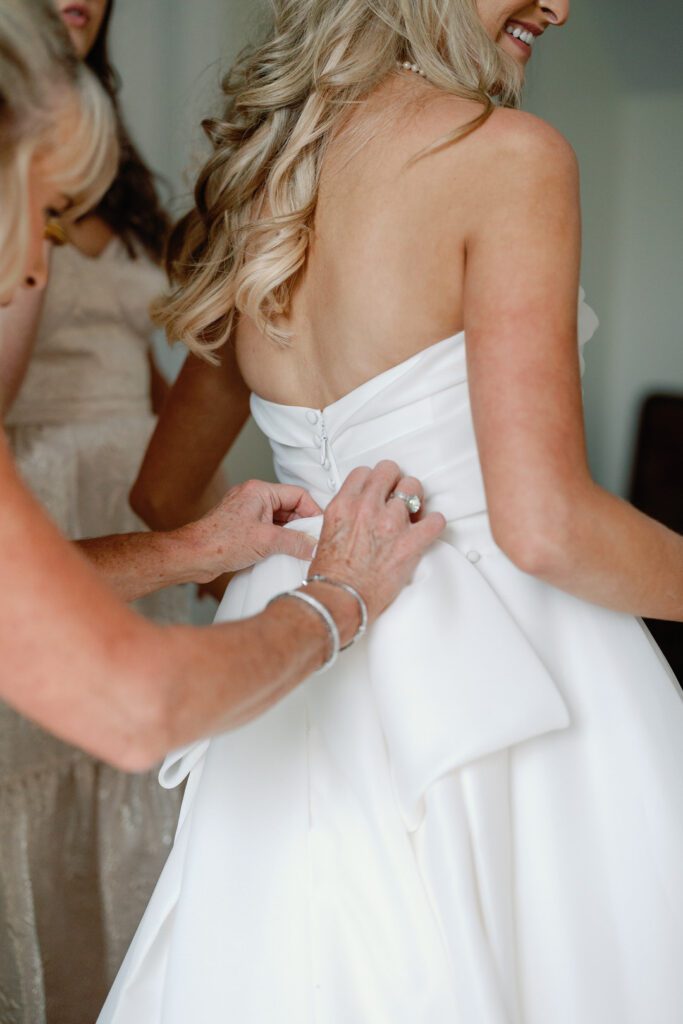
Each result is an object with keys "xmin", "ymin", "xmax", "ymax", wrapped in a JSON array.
[{"xmin": 156, "ymin": 0, "xmax": 523, "ymax": 357}]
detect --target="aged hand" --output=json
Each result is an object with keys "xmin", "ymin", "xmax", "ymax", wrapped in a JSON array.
[
  {"xmin": 178, "ymin": 480, "xmax": 322, "ymax": 581},
  {"xmin": 309, "ymin": 461, "xmax": 446, "ymax": 629}
]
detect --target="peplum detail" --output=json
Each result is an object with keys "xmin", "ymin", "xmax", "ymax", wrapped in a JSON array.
[
  {"xmin": 160, "ymin": 516, "xmax": 570, "ymax": 836},
  {"xmin": 367, "ymin": 536, "xmax": 570, "ymax": 831}
]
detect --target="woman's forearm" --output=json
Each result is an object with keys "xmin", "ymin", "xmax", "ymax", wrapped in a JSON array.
[
  {"xmin": 76, "ymin": 527, "xmax": 209, "ymax": 602},
  {"xmin": 11, "ymin": 572, "xmax": 356, "ymax": 774},
  {"xmin": 83, "ymin": 475, "xmax": 323, "ymax": 603},
  {"xmin": 513, "ymin": 480, "xmax": 683, "ymax": 620},
  {"xmin": 0, "ymin": 436, "xmax": 360, "ymax": 772},
  {"xmin": 1, "ymin": 464, "xmax": 357, "ymax": 772},
  {"xmin": 2, "ymin": 437, "xmax": 441, "ymax": 774}
]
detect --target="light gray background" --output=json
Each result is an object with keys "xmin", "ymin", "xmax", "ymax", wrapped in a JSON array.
[{"xmin": 111, "ymin": 0, "xmax": 683, "ymax": 495}]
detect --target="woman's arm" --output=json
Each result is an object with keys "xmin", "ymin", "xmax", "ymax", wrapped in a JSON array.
[
  {"xmin": 0, "ymin": 279, "xmax": 290, "ymax": 604},
  {"xmin": 462, "ymin": 110, "xmax": 683, "ymax": 620},
  {"xmin": 0, "ymin": 438, "xmax": 335, "ymax": 770},
  {"xmin": 0, "ymin": 435, "xmax": 444, "ymax": 771},
  {"xmin": 147, "ymin": 349, "xmax": 170, "ymax": 417},
  {"xmin": 131, "ymin": 342, "xmax": 250, "ymax": 530},
  {"xmin": 77, "ymin": 480, "xmax": 320, "ymax": 602}
]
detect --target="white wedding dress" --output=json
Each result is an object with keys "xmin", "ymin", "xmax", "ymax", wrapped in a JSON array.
[{"xmin": 98, "ymin": 294, "xmax": 683, "ymax": 1024}]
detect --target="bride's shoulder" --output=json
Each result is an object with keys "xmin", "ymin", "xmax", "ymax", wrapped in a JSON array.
[
  {"xmin": 436, "ymin": 106, "xmax": 581, "ymax": 218},
  {"xmin": 463, "ymin": 107, "xmax": 577, "ymax": 178},
  {"xmin": 402, "ymin": 93, "xmax": 578, "ymax": 195},
  {"xmin": 413, "ymin": 89, "xmax": 572, "ymax": 152}
]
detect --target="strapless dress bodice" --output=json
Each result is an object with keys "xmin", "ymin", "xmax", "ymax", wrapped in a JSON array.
[
  {"xmin": 251, "ymin": 333, "xmax": 486, "ymax": 520},
  {"xmin": 251, "ymin": 291, "xmax": 599, "ymax": 520}
]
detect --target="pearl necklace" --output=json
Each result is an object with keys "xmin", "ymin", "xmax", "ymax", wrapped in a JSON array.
[{"xmin": 397, "ymin": 60, "xmax": 427, "ymax": 78}]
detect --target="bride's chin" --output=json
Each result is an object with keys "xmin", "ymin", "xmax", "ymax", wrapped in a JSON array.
[{"xmin": 498, "ymin": 35, "xmax": 529, "ymax": 68}]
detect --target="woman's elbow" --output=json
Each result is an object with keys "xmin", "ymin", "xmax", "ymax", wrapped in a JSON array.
[
  {"xmin": 497, "ymin": 528, "xmax": 569, "ymax": 578},
  {"xmin": 97, "ymin": 655, "xmax": 177, "ymax": 774},
  {"xmin": 489, "ymin": 496, "xmax": 576, "ymax": 579},
  {"xmin": 107, "ymin": 739, "xmax": 164, "ymax": 775},
  {"xmin": 129, "ymin": 474, "xmax": 154, "ymax": 524},
  {"xmin": 129, "ymin": 475, "xmax": 172, "ymax": 530},
  {"xmin": 101, "ymin": 698, "xmax": 171, "ymax": 774}
]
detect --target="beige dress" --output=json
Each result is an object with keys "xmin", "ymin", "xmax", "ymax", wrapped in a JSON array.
[{"xmin": 1, "ymin": 240, "xmax": 186, "ymax": 1024}]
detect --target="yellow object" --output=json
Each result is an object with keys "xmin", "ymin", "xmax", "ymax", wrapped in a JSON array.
[{"xmin": 43, "ymin": 219, "xmax": 68, "ymax": 245}]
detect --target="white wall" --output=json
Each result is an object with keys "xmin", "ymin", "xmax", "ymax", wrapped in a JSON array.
[
  {"xmin": 604, "ymin": 93, "xmax": 683, "ymax": 493},
  {"xmin": 524, "ymin": 2, "xmax": 683, "ymax": 493},
  {"xmin": 110, "ymin": 0, "xmax": 265, "ymax": 195},
  {"xmin": 110, "ymin": 0, "xmax": 274, "ymax": 483}
]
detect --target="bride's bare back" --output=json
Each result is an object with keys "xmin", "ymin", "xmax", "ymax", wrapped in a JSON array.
[{"xmin": 236, "ymin": 75, "xmax": 481, "ymax": 407}]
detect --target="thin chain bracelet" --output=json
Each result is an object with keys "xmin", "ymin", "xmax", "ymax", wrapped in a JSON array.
[
  {"xmin": 303, "ymin": 575, "xmax": 368, "ymax": 650},
  {"xmin": 267, "ymin": 589, "xmax": 340, "ymax": 674}
]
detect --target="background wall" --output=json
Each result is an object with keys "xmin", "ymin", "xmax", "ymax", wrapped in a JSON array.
[
  {"xmin": 110, "ymin": 0, "xmax": 683, "ymax": 495},
  {"xmin": 110, "ymin": 0, "xmax": 275, "ymax": 483},
  {"xmin": 524, "ymin": 0, "xmax": 683, "ymax": 494}
]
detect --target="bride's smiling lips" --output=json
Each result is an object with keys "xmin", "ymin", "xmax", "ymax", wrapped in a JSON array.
[{"xmin": 502, "ymin": 18, "xmax": 543, "ymax": 59}]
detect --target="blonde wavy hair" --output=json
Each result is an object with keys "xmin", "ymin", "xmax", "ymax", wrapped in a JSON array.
[
  {"xmin": 156, "ymin": 0, "xmax": 523, "ymax": 358},
  {"xmin": 0, "ymin": 0, "xmax": 118, "ymax": 298}
]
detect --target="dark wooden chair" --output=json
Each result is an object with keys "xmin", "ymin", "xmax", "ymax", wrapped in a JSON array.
[{"xmin": 628, "ymin": 392, "xmax": 683, "ymax": 683}]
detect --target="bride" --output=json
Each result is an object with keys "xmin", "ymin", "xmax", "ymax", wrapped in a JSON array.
[{"xmin": 101, "ymin": 1, "xmax": 683, "ymax": 1021}]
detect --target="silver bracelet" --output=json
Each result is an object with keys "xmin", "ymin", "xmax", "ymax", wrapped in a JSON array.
[
  {"xmin": 267, "ymin": 589, "xmax": 340, "ymax": 674},
  {"xmin": 303, "ymin": 575, "xmax": 368, "ymax": 651}
]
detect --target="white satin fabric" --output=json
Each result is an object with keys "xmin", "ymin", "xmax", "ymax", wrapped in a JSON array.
[{"xmin": 99, "ymin": 294, "xmax": 683, "ymax": 1024}]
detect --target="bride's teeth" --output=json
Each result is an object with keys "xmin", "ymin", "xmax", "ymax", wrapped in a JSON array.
[{"xmin": 505, "ymin": 24, "xmax": 535, "ymax": 46}]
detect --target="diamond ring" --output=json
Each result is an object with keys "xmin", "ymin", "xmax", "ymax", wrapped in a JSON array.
[{"xmin": 389, "ymin": 490, "xmax": 422, "ymax": 515}]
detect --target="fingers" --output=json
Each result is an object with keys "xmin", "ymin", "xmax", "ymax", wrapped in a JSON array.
[
  {"xmin": 410, "ymin": 511, "xmax": 447, "ymax": 548},
  {"xmin": 266, "ymin": 525, "xmax": 317, "ymax": 562},
  {"xmin": 334, "ymin": 466, "xmax": 371, "ymax": 502},
  {"xmin": 362, "ymin": 461, "xmax": 403, "ymax": 504},
  {"xmin": 270, "ymin": 484, "xmax": 322, "ymax": 521},
  {"xmin": 387, "ymin": 475, "xmax": 425, "ymax": 518}
]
